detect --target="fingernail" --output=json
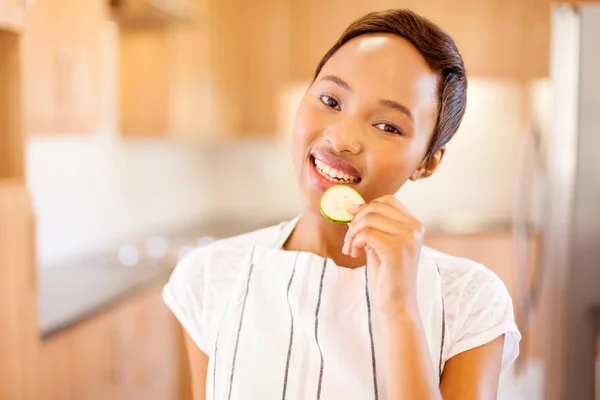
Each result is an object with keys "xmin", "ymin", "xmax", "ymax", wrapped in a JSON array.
[{"xmin": 347, "ymin": 204, "xmax": 361, "ymax": 212}]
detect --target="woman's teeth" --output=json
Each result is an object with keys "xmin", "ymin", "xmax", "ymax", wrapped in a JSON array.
[{"xmin": 314, "ymin": 158, "xmax": 359, "ymax": 183}]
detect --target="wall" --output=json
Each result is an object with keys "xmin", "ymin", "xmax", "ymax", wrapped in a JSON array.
[{"xmin": 27, "ymin": 132, "xmax": 306, "ymax": 269}]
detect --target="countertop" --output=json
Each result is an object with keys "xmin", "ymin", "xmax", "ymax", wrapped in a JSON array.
[
  {"xmin": 38, "ymin": 215, "xmax": 516, "ymax": 338},
  {"xmin": 38, "ymin": 217, "xmax": 285, "ymax": 338}
]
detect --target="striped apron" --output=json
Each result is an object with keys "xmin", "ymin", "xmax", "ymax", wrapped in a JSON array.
[{"xmin": 206, "ymin": 217, "xmax": 445, "ymax": 400}]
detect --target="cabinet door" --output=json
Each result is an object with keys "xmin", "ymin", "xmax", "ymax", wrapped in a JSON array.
[
  {"xmin": 22, "ymin": 0, "xmax": 105, "ymax": 134},
  {"xmin": 118, "ymin": 0, "xmax": 246, "ymax": 140},
  {"xmin": 0, "ymin": 0, "xmax": 26, "ymax": 31},
  {"xmin": 70, "ymin": 310, "xmax": 125, "ymax": 400},
  {"xmin": 38, "ymin": 330, "xmax": 75, "ymax": 400},
  {"xmin": 0, "ymin": 183, "xmax": 38, "ymax": 400},
  {"xmin": 120, "ymin": 287, "xmax": 184, "ymax": 400},
  {"xmin": 118, "ymin": 28, "xmax": 171, "ymax": 138},
  {"xmin": 291, "ymin": 0, "xmax": 550, "ymax": 80}
]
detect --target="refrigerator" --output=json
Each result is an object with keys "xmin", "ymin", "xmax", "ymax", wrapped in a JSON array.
[{"xmin": 513, "ymin": 3, "xmax": 600, "ymax": 399}]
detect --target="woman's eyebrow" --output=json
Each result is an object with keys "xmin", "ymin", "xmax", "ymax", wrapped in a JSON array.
[
  {"xmin": 379, "ymin": 99, "xmax": 413, "ymax": 122},
  {"xmin": 319, "ymin": 74, "xmax": 352, "ymax": 92}
]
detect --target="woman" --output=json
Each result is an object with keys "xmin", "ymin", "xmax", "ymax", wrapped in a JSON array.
[{"xmin": 164, "ymin": 9, "xmax": 520, "ymax": 400}]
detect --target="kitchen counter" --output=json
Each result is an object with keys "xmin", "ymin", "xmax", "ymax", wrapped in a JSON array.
[
  {"xmin": 38, "ymin": 214, "xmax": 517, "ymax": 338},
  {"xmin": 38, "ymin": 217, "xmax": 286, "ymax": 338}
]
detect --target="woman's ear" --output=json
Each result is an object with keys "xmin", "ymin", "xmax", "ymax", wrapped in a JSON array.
[{"xmin": 409, "ymin": 148, "xmax": 446, "ymax": 181}]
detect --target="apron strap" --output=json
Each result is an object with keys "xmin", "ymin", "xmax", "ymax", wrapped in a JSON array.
[{"xmin": 270, "ymin": 215, "xmax": 301, "ymax": 249}]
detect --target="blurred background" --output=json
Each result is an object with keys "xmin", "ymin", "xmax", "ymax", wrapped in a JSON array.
[{"xmin": 1, "ymin": 0, "xmax": 599, "ymax": 399}]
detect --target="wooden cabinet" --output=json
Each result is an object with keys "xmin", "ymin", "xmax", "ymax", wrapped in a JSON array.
[
  {"xmin": 118, "ymin": 28, "xmax": 172, "ymax": 138},
  {"xmin": 21, "ymin": 0, "xmax": 106, "ymax": 134},
  {"xmin": 119, "ymin": 0, "xmax": 551, "ymax": 139},
  {"xmin": 119, "ymin": 286, "xmax": 184, "ymax": 400},
  {"xmin": 0, "ymin": 182, "xmax": 39, "ymax": 400},
  {"xmin": 118, "ymin": 0, "xmax": 292, "ymax": 139},
  {"xmin": 71, "ymin": 311, "xmax": 124, "ymax": 400},
  {"xmin": 290, "ymin": 0, "xmax": 550, "ymax": 80},
  {"xmin": 0, "ymin": 0, "xmax": 26, "ymax": 31},
  {"xmin": 37, "ymin": 284, "xmax": 190, "ymax": 400},
  {"xmin": 0, "ymin": 30, "xmax": 24, "ymax": 179},
  {"xmin": 118, "ymin": 0, "xmax": 239, "ymax": 140},
  {"xmin": 0, "ymin": 13, "xmax": 39, "ymax": 400},
  {"xmin": 38, "ymin": 309, "xmax": 124, "ymax": 400},
  {"xmin": 416, "ymin": 0, "xmax": 549, "ymax": 79},
  {"xmin": 118, "ymin": 6, "xmax": 242, "ymax": 140},
  {"xmin": 38, "ymin": 329, "xmax": 74, "ymax": 400}
]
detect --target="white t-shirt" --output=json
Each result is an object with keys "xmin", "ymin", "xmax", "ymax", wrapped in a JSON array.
[{"xmin": 163, "ymin": 217, "xmax": 520, "ymax": 400}]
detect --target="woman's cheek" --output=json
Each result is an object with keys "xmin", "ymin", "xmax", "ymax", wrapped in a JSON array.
[{"xmin": 293, "ymin": 101, "xmax": 327, "ymax": 145}]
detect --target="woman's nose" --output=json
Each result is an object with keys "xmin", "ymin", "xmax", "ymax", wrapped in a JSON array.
[{"xmin": 324, "ymin": 122, "xmax": 363, "ymax": 154}]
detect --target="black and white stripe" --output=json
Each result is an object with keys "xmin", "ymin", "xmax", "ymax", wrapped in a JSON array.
[
  {"xmin": 281, "ymin": 253, "xmax": 300, "ymax": 400},
  {"xmin": 435, "ymin": 262, "xmax": 446, "ymax": 381},
  {"xmin": 314, "ymin": 259, "xmax": 327, "ymax": 400},
  {"xmin": 212, "ymin": 335, "xmax": 219, "ymax": 399},
  {"xmin": 439, "ymin": 296, "xmax": 446, "ymax": 381},
  {"xmin": 365, "ymin": 265, "xmax": 379, "ymax": 400},
  {"xmin": 227, "ymin": 247, "xmax": 256, "ymax": 400}
]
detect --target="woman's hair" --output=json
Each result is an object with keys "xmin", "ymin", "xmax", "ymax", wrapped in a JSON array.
[{"xmin": 314, "ymin": 9, "xmax": 467, "ymax": 164}]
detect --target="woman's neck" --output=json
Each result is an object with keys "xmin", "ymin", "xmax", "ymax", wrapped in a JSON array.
[{"xmin": 283, "ymin": 210, "xmax": 366, "ymax": 269}]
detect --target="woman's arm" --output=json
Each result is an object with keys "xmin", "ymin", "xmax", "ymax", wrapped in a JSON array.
[
  {"xmin": 381, "ymin": 307, "xmax": 442, "ymax": 400},
  {"xmin": 382, "ymin": 304, "xmax": 505, "ymax": 400},
  {"xmin": 439, "ymin": 335, "xmax": 504, "ymax": 399},
  {"xmin": 383, "ymin": 309, "xmax": 505, "ymax": 400},
  {"xmin": 344, "ymin": 196, "xmax": 507, "ymax": 399},
  {"xmin": 183, "ymin": 330, "xmax": 209, "ymax": 400}
]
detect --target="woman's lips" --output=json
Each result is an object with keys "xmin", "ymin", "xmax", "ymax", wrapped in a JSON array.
[
  {"xmin": 310, "ymin": 150, "xmax": 362, "ymax": 179},
  {"xmin": 308, "ymin": 151, "xmax": 362, "ymax": 192}
]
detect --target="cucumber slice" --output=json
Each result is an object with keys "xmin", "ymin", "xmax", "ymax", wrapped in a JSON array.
[{"xmin": 320, "ymin": 185, "xmax": 365, "ymax": 223}]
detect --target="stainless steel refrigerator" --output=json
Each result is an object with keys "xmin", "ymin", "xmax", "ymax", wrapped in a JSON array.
[{"xmin": 514, "ymin": 3, "xmax": 600, "ymax": 399}]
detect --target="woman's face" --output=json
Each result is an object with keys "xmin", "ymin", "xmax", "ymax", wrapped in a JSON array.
[{"xmin": 292, "ymin": 33, "xmax": 443, "ymax": 214}]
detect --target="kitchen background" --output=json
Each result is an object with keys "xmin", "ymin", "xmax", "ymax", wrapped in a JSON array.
[{"xmin": 1, "ymin": 0, "xmax": 598, "ymax": 399}]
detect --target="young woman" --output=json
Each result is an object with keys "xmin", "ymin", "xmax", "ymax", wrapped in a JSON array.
[{"xmin": 164, "ymin": 9, "xmax": 520, "ymax": 400}]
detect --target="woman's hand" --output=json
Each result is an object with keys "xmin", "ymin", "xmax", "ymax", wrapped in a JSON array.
[{"xmin": 343, "ymin": 194, "xmax": 425, "ymax": 316}]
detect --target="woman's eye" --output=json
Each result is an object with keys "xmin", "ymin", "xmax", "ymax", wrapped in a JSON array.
[
  {"xmin": 320, "ymin": 95, "xmax": 340, "ymax": 110},
  {"xmin": 374, "ymin": 122, "xmax": 402, "ymax": 135}
]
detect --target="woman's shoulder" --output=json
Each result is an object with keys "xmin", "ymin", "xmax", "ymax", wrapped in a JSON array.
[
  {"xmin": 421, "ymin": 245, "xmax": 520, "ymax": 371},
  {"xmin": 162, "ymin": 220, "xmax": 290, "ymax": 353},
  {"xmin": 420, "ymin": 245, "xmax": 508, "ymax": 300},
  {"xmin": 171, "ymin": 220, "xmax": 288, "ymax": 279}
]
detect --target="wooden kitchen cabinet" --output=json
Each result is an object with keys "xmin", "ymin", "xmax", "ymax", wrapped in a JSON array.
[
  {"xmin": 21, "ymin": 0, "xmax": 106, "ymax": 134},
  {"xmin": 118, "ymin": 0, "xmax": 242, "ymax": 140},
  {"xmin": 290, "ymin": 0, "xmax": 550, "ymax": 80},
  {"xmin": 70, "ymin": 310, "xmax": 124, "ymax": 400},
  {"xmin": 120, "ymin": 0, "xmax": 550, "ymax": 139},
  {"xmin": 37, "ymin": 284, "xmax": 190, "ymax": 400},
  {"xmin": 37, "ymin": 307, "xmax": 123, "ymax": 400},
  {"xmin": 0, "ymin": 0, "xmax": 26, "ymax": 31},
  {"xmin": 0, "ymin": 30, "xmax": 24, "ymax": 179},
  {"xmin": 38, "ymin": 329, "xmax": 74, "ymax": 400},
  {"xmin": 118, "ymin": 0, "xmax": 292, "ymax": 139},
  {"xmin": 119, "ymin": 285, "xmax": 184, "ymax": 400},
  {"xmin": 0, "ymin": 182, "xmax": 39, "ymax": 400}
]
